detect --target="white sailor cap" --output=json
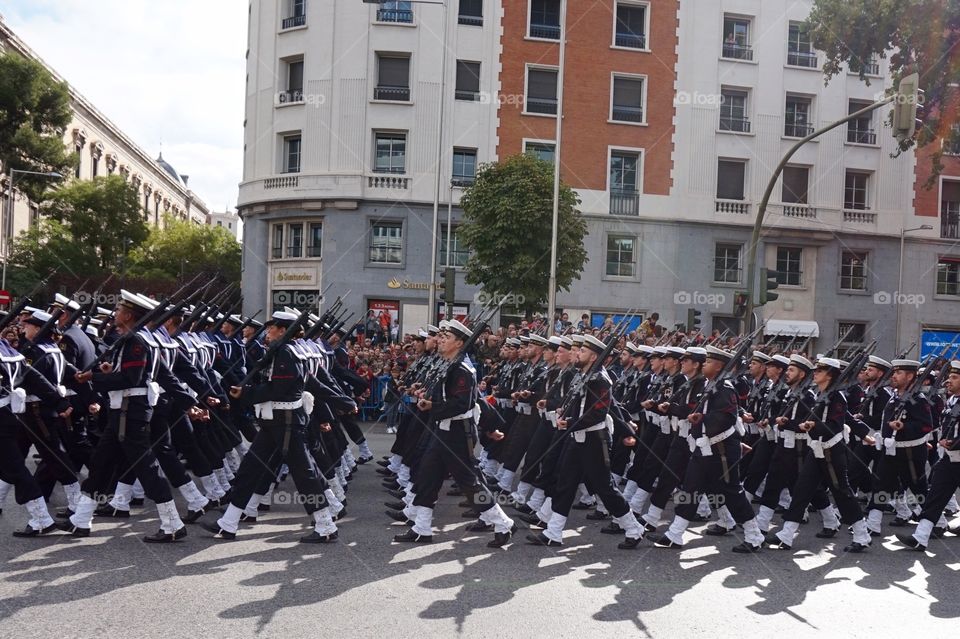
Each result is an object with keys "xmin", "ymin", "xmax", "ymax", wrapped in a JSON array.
[
  {"xmin": 504, "ymin": 337, "xmax": 520, "ymax": 347},
  {"xmin": 815, "ymin": 357, "xmax": 842, "ymax": 371},
  {"xmin": 770, "ymin": 354, "xmax": 791, "ymax": 367},
  {"xmin": 444, "ymin": 319, "xmax": 472, "ymax": 340},
  {"xmin": 752, "ymin": 351, "xmax": 772, "ymax": 363},
  {"xmin": 570, "ymin": 334, "xmax": 585, "ymax": 346},
  {"xmin": 789, "ymin": 354, "xmax": 814, "ymax": 371},
  {"xmin": 950, "ymin": 361, "xmax": 960, "ymax": 375},
  {"xmin": 663, "ymin": 346, "xmax": 686, "ymax": 359},
  {"xmin": 683, "ymin": 347, "xmax": 707, "ymax": 363},
  {"xmin": 529, "ymin": 334, "xmax": 549, "ymax": 346},
  {"xmin": 265, "ymin": 310, "xmax": 299, "ymax": 328},
  {"xmin": 416, "ymin": 329, "xmax": 429, "ymax": 340},
  {"xmin": 23, "ymin": 310, "xmax": 53, "ymax": 327},
  {"xmin": 118, "ymin": 290, "xmax": 154, "ymax": 314},
  {"xmin": 20, "ymin": 305, "xmax": 40, "ymax": 316},
  {"xmin": 558, "ymin": 336, "xmax": 573, "ymax": 348},
  {"xmin": 651, "ymin": 347, "xmax": 667, "ymax": 357},
  {"xmin": 547, "ymin": 335, "xmax": 564, "ymax": 349},
  {"xmin": 85, "ymin": 325, "xmax": 100, "ymax": 337},
  {"xmin": 637, "ymin": 345, "xmax": 655, "ymax": 356},
  {"xmin": 867, "ymin": 355, "xmax": 892, "ymax": 371},
  {"xmin": 519, "ymin": 335, "xmax": 531, "ymax": 344},
  {"xmin": 705, "ymin": 345, "xmax": 733, "ymax": 362},
  {"xmin": 52, "ymin": 293, "xmax": 82, "ymax": 311},
  {"xmin": 95, "ymin": 306, "xmax": 112, "ymax": 317},
  {"xmin": 581, "ymin": 334, "xmax": 606, "ymax": 355},
  {"xmin": 426, "ymin": 324, "xmax": 440, "ymax": 336},
  {"xmin": 624, "ymin": 342, "xmax": 639, "ymax": 355},
  {"xmin": 438, "ymin": 320, "xmax": 450, "ymax": 331},
  {"xmin": 891, "ymin": 359, "xmax": 921, "ymax": 372},
  {"xmin": 134, "ymin": 293, "xmax": 160, "ymax": 310}
]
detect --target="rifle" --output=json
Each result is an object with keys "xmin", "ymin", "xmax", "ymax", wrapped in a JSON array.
[
  {"xmin": 421, "ymin": 300, "xmax": 508, "ymax": 395},
  {"xmin": 234, "ymin": 309, "xmax": 312, "ymax": 388},
  {"xmin": 235, "ymin": 309, "xmax": 264, "ymax": 335},
  {"xmin": 208, "ymin": 299, "xmax": 242, "ymax": 335},
  {"xmin": 897, "ymin": 340, "xmax": 918, "ymax": 360},
  {"xmin": 74, "ymin": 273, "xmax": 116, "ymax": 331},
  {"xmin": 824, "ymin": 325, "xmax": 856, "ymax": 358},
  {"xmin": 689, "ymin": 324, "xmax": 764, "ymax": 415},
  {"xmin": 0, "ymin": 267, "xmax": 58, "ymax": 332}
]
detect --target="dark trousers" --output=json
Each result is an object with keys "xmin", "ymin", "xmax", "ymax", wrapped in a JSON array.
[
  {"xmin": 846, "ymin": 439, "xmax": 878, "ymax": 494},
  {"xmin": 783, "ymin": 445, "xmax": 863, "ymax": 525},
  {"xmin": 675, "ymin": 438, "xmax": 755, "ymax": 523},
  {"xmin": 742, "ymin": 434, "xmax": 775, "ymax": 496},
  {"xmin": 535, "ymin": 430, "xmax": 567, "ymax": 493},
  {"xmin": 649, "ymin": 435, "xmax": 692, "ymax": 509},
  {"xmin": 229, "ymin": 415, "xmax": 328, "ymax": 515},
  {"xmin": 487, "ymin": 407, "xmax": 516, "ymax": 462},
  {"xmin": 630, "ymin": 429, "xmax": 672, "ymax": 491},
  {"xmin": 759, "ymin": 442, "xmax": 807, "ymax": 511},
  {"xmin": 518, "ymin": 419, "xmax": 554, "ymax": 485},
  {"xmin": 119, "ymin": 410, "xmax": 190, "ymax": 489},
  {"xmin": 81, "ymin": 410, "xmax": 172, "ymax": 504},
  {"xmin": 552, "ymin": 430, "xmax": 629, "ymax": 518},
  {"xmin": 868, "ymin": 446, "xmax": 929, "ymax": 512},
  {"xmin": 340, "ymin": 413, "xmax": 366, "ymax": 445},
  {"xmin": 169, "ymin": 413, "xmax": 214, "ymax": 477},
  {"xmin": 411, "ymin": 420, "xmax": 494, "ymax": 512},
  {"xmin": 23, "ymin": 408, "xmax": 78, "ymax": 486},
  {"xmin": 0, "ymin": 417, "xmax": 45, "ymax": 504},
  {"xmin": 918, "ymin": 457, "xmax": 960, "ymax": 523},
  {"xmin": 502, "ymin": 412, "xmax": 538, "ymax": 472}
]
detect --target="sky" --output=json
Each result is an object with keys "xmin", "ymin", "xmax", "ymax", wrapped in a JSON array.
[{"xmin": 1, "ymin": 0, "xmax": 247, "ymax": 212}]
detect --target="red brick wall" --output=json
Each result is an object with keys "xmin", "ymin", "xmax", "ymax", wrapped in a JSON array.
[{"xmin": 496, "ymin": 0, "xmax": 678, "ymax": 195}]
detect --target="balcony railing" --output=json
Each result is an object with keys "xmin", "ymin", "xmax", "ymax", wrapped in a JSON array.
[
  {"xmin": 844, "ymin": 209, "xmax": 877, "ymax": 224},
  {"xmin": 944, "ymin": 140, "xmax": 960, "ymax": 156},
  {"xmin": 942, "ymin": 210, "xmax": 960, "ymax": 239},
  {"xmin": 847, "ymin": 127, "xmax": 877, "ymax": 145},
  {"xmin": 782, "ymin": 203, "xmax": 817, "ymax": 219},
  {"xmin": 719, "ymin": 116, "xmax": 751, "ymax": 133},
  {"xmin": 529, "ymin": 23, "xmax": 561, "ymax": 39},
  {"xmin": 784, "ymin": 121, "xmax": 814, "ymax": 138},
  {"xmin": 264, "ymin": 176, "xmax": 299, "ymax": 189},
  {"xmin": 368, "ymin": 175, "xmax": 409, "ymax": 189},
  {"xmin": 612, "ymin": 106, "xmax": 644, "ymax": 123},
  {"xmin": 458, "ymin": 14, "xmax": 483, "ymax": 26},
  {"xmin": 715, "ymin": 198, "xmax": 750, "ymax": 214},
  {"xmin": 610, "ymin": 189, "xmax": 640, "ymax": 216},
  {"xmin": 455, "ymin": 89, "xmax": 480, "ymax": 101},
  {"xmin": 451, "ymin": 176, "xmax": 476, "ymax": 187},
  {"xmin": 615, "ymin": 32, "xmax": 646, "ymax": 49},
  {"xmin": 721, "ymin": 43, "xmax": 753, "ymax": 61},
  {"xmin": 282, "ymin": 14, "xmax": 306, "ymax": 29},
  {"xmin": 374, "ymin": 85, "xmax": 410, "ymax": 101},
  {"xmin": 849, "ymin": 61, "xmax": 880, "ymax": 76},
  {"xmin": 377, "ymin": 9, "xmax": 413, "ymax": 23},
  {"xmin": 526, "ymin": 97, "xmax": 558, "ymax": 115},
  {"xmin": 277, "ymin": 90, "xmax": 304, "ymax": 105},
  {"xmin": 787, "ymin": 50, "xmax": 818, "ymax": 68}
]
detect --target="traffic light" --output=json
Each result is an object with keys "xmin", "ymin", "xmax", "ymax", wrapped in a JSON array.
[
  {"xmin": 893, "ymin": 72, "xmax": 920, "ymax": 142},
  {"xmin": 686, "ymin": 308, "xmax": 702, "ymax": 332},
  {"xmin": 758, "ymin": 268, "xmax": 779, "ymax": 305},
  {"xmin": 443, "ymin": 267, "xmax": 456, "ymax": 302},
  {"xmin": 733, "ymin": 291, "xmax": 749, "ymax": 317}
]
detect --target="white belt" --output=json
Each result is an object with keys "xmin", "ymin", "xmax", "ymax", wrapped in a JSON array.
[
  {"xmin": 765, "ymin": 425, "xmax": 777, "ymax": 441},
  {"xmin": 946, "ymin": 449, "xmax": 960, "ymax": 463},
  {"xmin": 689, "ymin": 425, "xmax": 737, "ymax": 457},
  {"xmin": 497, "ymin": 398, "xmax": 512, "ymax": 408},
  {"xmin": 439, "ymin": 404, "xmax": 479, "ymax": 431},
  {"xmin": 780, "ymin": 430, "xmax": 808, "ymax": 449},
  {"xmin": 302, "ymin": 391, "xmax": 314, "ymax": 417},
  {"xmin": 107, "ymin": 386, "xmax": 158, "ymax": 409},
  {"xmin": 255, "ymin": 398, "xmax": 304, "ymax": 420},
  {"xmin": 810, "ymin": 431, "xmax": 844, "ymax": 459},
  {"xmin": 546, "ymin": 410, "xmax": 558, "ymax": 428},
  {"xmin": 574, "ymin": 415, "xmax": 614, "ymax": 443},
  {"xmin": 678, "ymin": 419, "xmax": 690, "ymax": 439},
  {"xmin": 884, "ymin": 434, "xmax": 929, "ymax": 456},
  {"xmin": 0, "ymin": 388, "xmax": 27, "ymax": 414},
  {"xmin": 658, "ymin": 415, "xmax": 671, "ymax": 435},
  {"xmin": 629, "ymin": 412, "xmax": 640, "ymax": 421},
  {"xmin": 515, "ymin": 402, "xmax": 533, "ymax": 415}
]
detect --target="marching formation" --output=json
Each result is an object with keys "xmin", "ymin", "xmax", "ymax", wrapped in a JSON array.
[{"xmin": 2, "ymin": 279, "xmax": 959, "ymax": 559}]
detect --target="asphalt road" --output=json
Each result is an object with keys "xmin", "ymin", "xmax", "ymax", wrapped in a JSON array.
[{"xmin": 1, "ymin": 426, "xmax": 959, "ymax": 638}]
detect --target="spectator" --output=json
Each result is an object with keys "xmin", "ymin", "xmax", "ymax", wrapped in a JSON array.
[
  {"xmin": 577, "ymin": 313, "xmax": 590, "ymax": 331},
  {"xmin": 638, "ymin": 312, "xmax": 659, "ymax": 339}
]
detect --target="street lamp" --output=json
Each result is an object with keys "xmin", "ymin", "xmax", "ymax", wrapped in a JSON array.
[
  {"xmin": 2, "ymin": 168, "xmax": 64, "ymax": 292},
  {"xmin": 895, "ymin": 224, "xmax": 933, "ymax": 352}
]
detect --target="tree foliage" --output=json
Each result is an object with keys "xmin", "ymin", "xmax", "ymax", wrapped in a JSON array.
[
  {"xmin": 0, "ymin": 52, "xmax": 76, "ymax": 199},
  {"xmin": 807, "ymin": 0, "xmax": 960, "ymax": 177},
  {"xmin": 38, "ymin": 175, "xmax": 149, "ymax": 271},
  {"xmin": 127, "ymin": 214, "xmax": 241, "ymax": 284},
  {"xmin": 458, "ymin": 153, "xmax": 588, "ymax": 316}
]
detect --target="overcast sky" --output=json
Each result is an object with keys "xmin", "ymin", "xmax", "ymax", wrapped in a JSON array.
[{"xmin": 1, "ymin": 0, "xmax": 247, "ymax": 212}]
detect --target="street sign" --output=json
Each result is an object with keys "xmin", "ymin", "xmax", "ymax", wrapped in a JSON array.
[{"xmin": 0, "ymin": 290, "xmax": 10, "ymax": 305}]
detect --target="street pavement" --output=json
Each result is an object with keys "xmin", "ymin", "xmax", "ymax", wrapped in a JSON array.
[{"xmin": 1, "ymin": 426, "xmax": 959, "ymax": 638}]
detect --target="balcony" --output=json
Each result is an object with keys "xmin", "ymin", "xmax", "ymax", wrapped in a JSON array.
[
  {"xmin": 784, "ymin": 122, "xmax": 814, "ymax": 138},
  {"xmin": 849, "ymin": 60, "xmax": 880, "ymax": 76},
  {"xmin": 944, "ymin": 139, "xmax": 960, "ymax": 156},
  {"xmin": 368, "ymin": 175, "xmax": 409, "ymax": 189},
  {"xmin": 277, "ymin": 90, "xmax": 304, "ymax": 105},
  {"xmin": 719, "ymin": 116, "xmax": 751, "ymax": 133},
  {"xmin": 374, "ymin": 85, "xmax": 411, "ymax": 101},
  {"xmin": 377, "ymin": 9, "xmax": 413, "ymax": 23},
  {"xmin": 715, "ymin": 198, "xmax": 750, "ymax": 215},
  {"xmin": 844, "ymin": 209, "xmax": 877, "ymax": 224},
  {"xmin": 615, "ymin": 32, "xmax": 646, "ymax": 49},
  {"xmin": 455, "ymin": 89, "xmax": 480, "ymax": 101},
  {"xmin": 787, "ymin": 50, "xmax": 818, "ymax": 68},
  {"xmin": 264, "ymin": 176, "xmax": 299, "ymax": 190},
  {"xmin": 847, "ymin": 127, "xmax": 877, "ymax": 145},
  {"xmin": 942, "ymin": 211, "xmax": 960, "ymax": 239},
  {"xmin": 526, "ymin": 97, "xmax": 558, "ymax": 115},
  {"xmin": 458, "ymin": 14, "xmax": 483, "ymax": 26},
  {"xmin": 782, "ymin": 203, "xmax": 817, "ymax": 219},
  {"xmin": 529, "ymin": 23, "xmax": 561, "ymax": 39},
  {"xmin": 612, "ymin": 105, "xmax": 644, "ymax": 123},
  {"xmin": 451, "ymin": 176, "xmax": 476, "ymax": 187},
  {"xmin": 721, "ymin": 43, "xmax": 753, "ymax": 61},
  {"xmin": 610, "ymin": 189, "xmax": 640, "ymax": 216},
  {"xmin": 282, "ymin": 14, "xmax": 306, "ymax": 29}
]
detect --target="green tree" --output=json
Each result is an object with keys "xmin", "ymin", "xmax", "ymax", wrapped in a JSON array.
[
  {"xmin": 0, "ymin": 52, "xmax": 76, "ymax": 199},
  {"xmin": 127, "ymin": 214, "xmax": 241, "ymax": 283},
  {"xmin": 807, "ymin": 0, "xmax": 960, "ymax": 175},
  {"xmin": 458, "ymin": 153, "xmax": 588, "ymax": 317},
  {"xmin": 38, "ymin": 175, "xmax": 148, "ymax": 271}
]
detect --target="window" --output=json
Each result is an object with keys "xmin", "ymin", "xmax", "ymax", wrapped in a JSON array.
[
  {"xmin": 781, "ymin": 166, "xmax": 809, "ymax": 204},
  {"xmin": 439, "ymin": 225, "xmax": 469, "ymax": 268},
  {"xmin": 287, "ymin": 223, "xmax": 303, "ymax": 258},
  {"xmin": 609, "ymin": 151, "xmax": 640, "ymax": 216},
  {"xmin": 614, "ymin": 2, "xmax": 647, "ymax": 49},
  {"xmin": 837, "ymin": 321, "xmax": 866, "ymax": 359},
  {"xmin": 944, "ymin": 124, "xmax": 960, "ymax": 155},
  {"xmin": 455, "ymin": 61, "xmax": 481, "ymax": 101},
  {"xmin": 458, "ymin": 0, "xmax": 483, "ymax": 26},
  {"xmin": 714, "ymin": 244, "xmax": 742, "ymax": 284},
  {"xmin": 280, "ymin": 59, "xmax": 304, "ymax": 103},
  {"xmin": 283, "ymin": 134, "xmax": 301, "ymax": 173},
  {"xmin": 606, "ymin": 235, "xmax": 636, "ymax": 277},
  {"xmin": 92, "ymin": 157, "xmax": 99, "ymax": 178},
  {"xmin": 784, "ymin": 96, "xmax": 812, "ymax": 137},
  {"xmin": 611, "ymin": 75, "xmax": 645, "ymax": 123},
  {"xmin": 217, "ymin": 221, "xmax": 222, "ymax": 227},
  {"xmin": 377, "ymin": 1, "xmax": 412, "ymax": 24},
  {"xmin": 307, "ymin": 222, "xmax": 322, "ymax": 257},
  {"xmin": 776, "ymin": 247, "xmax": 802, "ymax": 286},
  {"xmin": 722, "ymin": 16, "xmax": 752, "ymax": 60},
  {"xmin": 370, "ymin": 223, "xmax": 403, "ymax": 264},
  {"xmin": 716, "ymin": 160, "xmax": 745, "ymax": 201},
  {"xmin": 272, "ymin": 224, "xmax": 284, "ymax": 259},
  {"xmin": 839, "ymin": 251, "xmax": 868, "ymax": 291},
  {"xmin": 452, "ymin": 148, "xmax": 477, "ymax": 186},
  {"xmin": 938, "ymin": 259, "xmax": 960, "ymax": 296},
  {"xmin": 847, "ymin": 100, "xmax": 875, "ymax": 144},
  {"xmin": 283, "ymin": 0, "xmax": 306, "ymax": 28},
  {"xmin": 942, "ymin": 181, "xmax": 960, "ymax": 239},
  {"xmin": 844, "ymin": 171, "xmax": 870, "ymax": 210},
  {"xmin": 524, "ymin": 141, "xmax": 555, "ymax": 163},
  {"xmin": 787, "ymin": 22, "xmax": 816, "ymax": 67},
  {"xmin": 75, "ymin": 143, "xmax": 82, "ymax": 178},
  {"xmin": 374, "ymin": 132, "xmax": 406, "ymax": 174},
  {"xmin": 375, "ymin": 55, "xmax": 410, "ymax": 101},
  {"xmin": 719, "ymin": 88, "xmax": 750, "ymax": 132},
  {"xmin": 526, "ymin": 67, "xmax": 558, "ymax": 115},
  {"xmin": 529, "ymin": 0, "xmax": 561, "ymax": 39},
  {"xmin": 849, "ymin": 55, "xmax": 880, "ymax": 76}
]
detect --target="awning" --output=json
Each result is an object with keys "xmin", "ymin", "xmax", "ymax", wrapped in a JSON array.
[{"xmin": 763, "ymin": 319, "xmax": 820, "ymax": 338}]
